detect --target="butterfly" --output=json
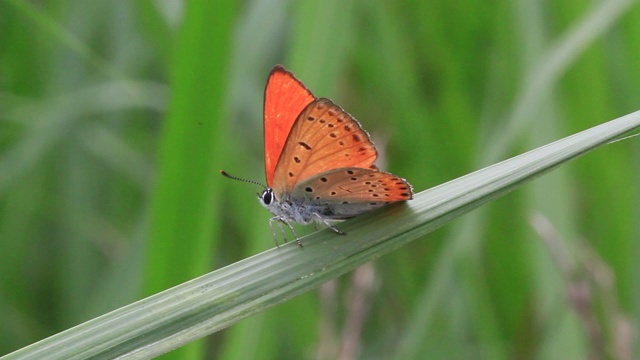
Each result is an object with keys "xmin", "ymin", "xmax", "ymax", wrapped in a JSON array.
[{"xmin": 222, "ymin": 65, "xmax": 413, "ymax": 246}]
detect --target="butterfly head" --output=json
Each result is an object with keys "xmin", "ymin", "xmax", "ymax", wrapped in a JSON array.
[
  {"xmin": 258, "ymin": 188, "xmax": 275, "ymax": 207},
  {"xmin": 259, "ymin": 186, "xmax": 297, "ymax": 223}
]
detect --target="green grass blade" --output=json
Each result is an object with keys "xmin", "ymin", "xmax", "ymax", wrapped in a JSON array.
[{"xmin": 3, "ymin": 110, "xmax": 639, "ymax": 359}]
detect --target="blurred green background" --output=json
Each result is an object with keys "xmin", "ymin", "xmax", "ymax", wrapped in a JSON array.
[{"xmin": 1, "ymin": 0, "xmax": 639, "ymax": 359}]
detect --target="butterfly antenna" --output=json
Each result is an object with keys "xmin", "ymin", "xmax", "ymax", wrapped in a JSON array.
[{"xmin": 220, "ymin": 170, "xmax": 267, "ymax": 189}]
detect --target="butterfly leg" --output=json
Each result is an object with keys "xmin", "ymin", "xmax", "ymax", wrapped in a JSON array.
[
  {"xmin": 313, "ymin": 213, "xmax": 346, "ymax": 235},
  {"xmin": 276, "ymin": 220, "xmax": 288, "ymax": 243},
  {"xmin": 282, "ymin": 221, "xmax": 303, "ymax": 247},
  {"xmin": 268, "ymin": 217, "xmax": 280, "ymax": 247},
  {"xmin": 269, "ymin": 217, "xmax": 303, "ymax": 248}
]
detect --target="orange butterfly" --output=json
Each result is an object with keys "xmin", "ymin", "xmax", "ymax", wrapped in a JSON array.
[{"xmin": 223, "ymin": 65, "xmax": 413, "ymax": 246}]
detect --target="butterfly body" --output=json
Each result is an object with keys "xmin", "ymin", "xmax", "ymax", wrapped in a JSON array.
[
  {"xmin": 223, "ymin": 65, "xmax": 413, "ymax": 246},
  {"xmin": 260, "ymin": 166, "xmax": 411, "ymax": 225}
]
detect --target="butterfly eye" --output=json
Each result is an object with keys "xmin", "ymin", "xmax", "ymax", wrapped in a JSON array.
[{"xmin": 260, "ymin": 189, "xmax": 273, "ymax": 205}]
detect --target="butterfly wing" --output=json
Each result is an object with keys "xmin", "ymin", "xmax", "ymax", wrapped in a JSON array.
[
  {"xmin": 272, "ymin": 98, "xmax": 379, "ymax": 195},
  {"xmin": 291, "ymin": 167, "xmax": 413, "ymax": 219},
  {"xmin": 264, "ymin": 65, "xmax": 315, "ymax": 187}
]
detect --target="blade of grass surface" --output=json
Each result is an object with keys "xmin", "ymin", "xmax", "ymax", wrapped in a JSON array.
[{"xmin": 3, "ymin": 110, "xmax": 639, "ymax": 359}]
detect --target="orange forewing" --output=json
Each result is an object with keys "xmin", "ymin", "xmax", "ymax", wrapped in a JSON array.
[
  {"xmin": 271, "ymin": 98, "xmax": 378, "ymax": 194},
  {"xmin": 264, "ymin": 65, "xmax": 315, "ymax": 187}
]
